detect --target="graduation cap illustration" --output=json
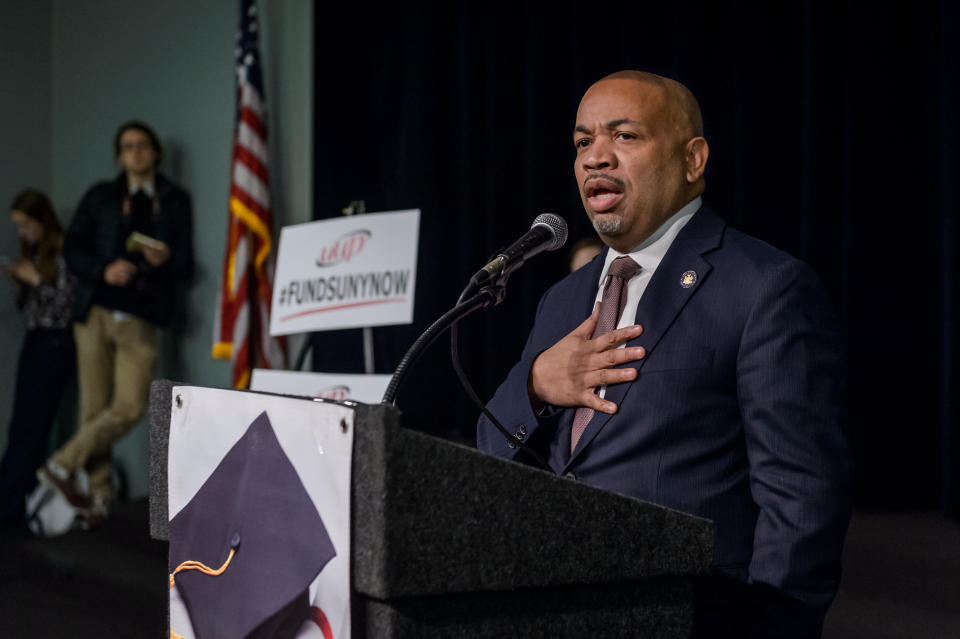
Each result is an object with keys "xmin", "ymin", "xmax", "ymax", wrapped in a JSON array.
[{"xmin": 169, "ymin": 411, "xmax": 337, "ymax": 639}]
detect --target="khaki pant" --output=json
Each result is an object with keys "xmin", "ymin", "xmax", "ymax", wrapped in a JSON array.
[{"xmin": 53, "ymin": 305, "xmax": 157, "ymax": 500}]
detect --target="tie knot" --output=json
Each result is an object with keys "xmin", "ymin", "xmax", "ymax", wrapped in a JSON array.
[{"xmin": 608, "ymin": 256, "xmax": 641, "ymax": 280}]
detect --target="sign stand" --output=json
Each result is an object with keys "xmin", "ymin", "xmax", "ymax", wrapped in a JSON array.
[{"xmin": 341, "ymin": 200, "xmax": 376, "ymax": 374}]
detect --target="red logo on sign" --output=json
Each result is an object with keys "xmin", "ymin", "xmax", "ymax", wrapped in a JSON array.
[
  {"xmin": 316, "ymin": 385, "xmax": 350, "ymax": 401},
  {"xmin": 316, "ymin": 229, "xmax": 371, "ymax": 267}
]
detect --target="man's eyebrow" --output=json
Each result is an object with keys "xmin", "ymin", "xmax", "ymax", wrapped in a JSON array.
[
  {"xmin": 606, "ymin": 118, "xmax": 641, "ymax": 128},
  {"xmin": 572, "ymin": 119, "xmax": 642, "ymax": 136}
]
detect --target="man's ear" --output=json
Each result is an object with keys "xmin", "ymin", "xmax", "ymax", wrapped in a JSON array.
[{"xmin": 685, "ymin": 137, "xmax": 709, "ymax": 183}]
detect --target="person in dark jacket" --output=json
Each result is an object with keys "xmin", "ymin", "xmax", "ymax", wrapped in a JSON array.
[
  {"xmin": 478, "ymin": 71, "xmax": 851, "ymax": 638},
  {"xmin": 38, "ymin": 120, "xmax": 193, "ymax": 525}
]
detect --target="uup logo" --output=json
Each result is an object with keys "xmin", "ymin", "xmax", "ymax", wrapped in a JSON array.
[
  {"xmin": 316, "ymin": 384, "xmax": 350, "ymax": 401},
  {"xmin": 316, "ymin": 229, "xmax": 371, "ymax": 267}
]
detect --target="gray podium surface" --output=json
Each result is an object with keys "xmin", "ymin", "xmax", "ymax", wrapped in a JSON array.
[{"xmin": 149, "ymin": 380, "xmax": 714, "ymax": 638}]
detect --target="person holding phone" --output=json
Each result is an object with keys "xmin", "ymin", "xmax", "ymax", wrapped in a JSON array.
[{"xmin": 0, "ymin": 189, "xmax": 77, "ymax": 526}]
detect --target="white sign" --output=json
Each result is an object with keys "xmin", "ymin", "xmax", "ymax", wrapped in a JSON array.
[
  {"xmin": 168, "ymin": 386, "xmax": 352, "ymax": 639},
  {"xmin": 270, "ymin": 209, "xmax": 420, "ymax": 336},
  {"xmin": 250, "ymin": 368, "xmax": 391, "ymax": 404}
]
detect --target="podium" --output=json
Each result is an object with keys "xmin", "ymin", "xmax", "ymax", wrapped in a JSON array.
[{"xmin": 148, "ymin": 380, "xmax": 714, "ymax": 638}]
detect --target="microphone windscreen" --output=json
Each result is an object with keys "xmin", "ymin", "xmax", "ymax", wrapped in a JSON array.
[{"xmin": 532, "ymin": 213, "xmax": 568, "ymax": 251}]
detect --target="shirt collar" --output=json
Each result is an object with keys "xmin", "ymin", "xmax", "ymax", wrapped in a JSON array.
[
  {"xmin": 128, "ymin": 178, "xmax": 155, "ymax": 197},
  {"xmin": 597, "ymin": 196, "xmax": 702, "ymax": 286}
]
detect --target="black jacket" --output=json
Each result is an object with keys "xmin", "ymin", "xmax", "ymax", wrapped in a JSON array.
[{"xmin": 64, "ymin": 173, "xmax": 193, "ymax": 326}]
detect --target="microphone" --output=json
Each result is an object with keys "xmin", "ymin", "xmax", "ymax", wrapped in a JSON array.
[{"xmin": 468, "ymin": 213, "xmax": 568, "ymax": 291}]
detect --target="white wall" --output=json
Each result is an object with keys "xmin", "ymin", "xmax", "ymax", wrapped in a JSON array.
[
  {"xmin": 0, "ymin": 0, "xmax": 52, "ymax": 453},
  {"xmin": 0, "ymin": 0, "xmax": 312, "ymax": 500}
]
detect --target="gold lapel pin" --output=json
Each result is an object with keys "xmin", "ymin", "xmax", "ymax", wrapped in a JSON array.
[{"xmin": 680, "ymin": 270, "xmax": 697, "ymax": 288}]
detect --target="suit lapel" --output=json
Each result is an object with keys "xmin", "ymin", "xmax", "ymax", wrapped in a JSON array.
[
  {"xmin": 561, "ymin": 246, "xmax": 609, "ymax": 334},
  {"xmin": 565, "ymin": 209, "xmax": 726, "ymax": 466}
]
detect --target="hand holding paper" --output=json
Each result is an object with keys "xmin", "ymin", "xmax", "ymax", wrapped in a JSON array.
[{"xmin": 126, "ymin": 231, "xmax": 170, "ymax": 266}]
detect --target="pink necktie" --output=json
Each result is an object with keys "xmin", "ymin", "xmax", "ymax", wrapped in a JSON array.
[{"xmin": 570, "ymin": 256, "xmax": 642, "ymax": 453}]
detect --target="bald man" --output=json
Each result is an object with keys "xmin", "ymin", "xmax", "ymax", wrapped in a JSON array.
[{"xmin": 478, "ymin": 71, "xmax": 852, "ymax": 638}]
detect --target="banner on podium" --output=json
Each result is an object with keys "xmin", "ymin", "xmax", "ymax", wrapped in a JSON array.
[
  {"xmin": 167, "ymin": 386, "xmax": 352, "ymax": 639},
  {"xmin": 270, "ymin": 209, "xmax": 420, "ymax": 336}
]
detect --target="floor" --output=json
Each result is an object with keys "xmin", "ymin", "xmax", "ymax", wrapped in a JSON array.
[
  {"xmin": 0, "ymin": 500, "xmax": 166, "ymax": 638},
  {"xmin": 823, "ymin": 510, "xmax": 960, "ymax": 639}
]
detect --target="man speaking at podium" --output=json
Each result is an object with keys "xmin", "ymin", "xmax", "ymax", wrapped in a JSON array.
[{"xmin": 477, "ymin": 71, "xmax": 852, "ymax": 638}]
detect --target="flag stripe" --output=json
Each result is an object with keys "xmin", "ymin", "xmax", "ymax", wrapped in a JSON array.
[
  {"xmin": 232, "ymin": 162, "xmax": 270, "ymax": 210},
  {"xmin": 240, "ymin": 106, "xmax": 267, "ymax": 139},
  {"xmin": 237, "ymin": 120, "xmax": 268, "ymax": 164},
  {"xmin": 229, "ymin": 184, "xmax": 268, "ymax": 218},
  {"xmin": 235, "ymin": 145, "xmax": 269, "ymax": 184}
]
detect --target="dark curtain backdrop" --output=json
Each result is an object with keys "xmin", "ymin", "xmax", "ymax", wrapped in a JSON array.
[{"xmin": 310, "ymin": 1, "xmax": 958, "ymax": 515}]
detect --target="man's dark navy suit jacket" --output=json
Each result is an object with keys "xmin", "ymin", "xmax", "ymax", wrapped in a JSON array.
[{"xmin": 478, "ymin": 207, "xmax": 853, "ymax": 637}]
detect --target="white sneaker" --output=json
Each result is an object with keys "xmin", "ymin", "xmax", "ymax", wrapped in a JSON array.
[{"xmin": 25, "ymin": 483, "xmax": 81, "ymax": 537}]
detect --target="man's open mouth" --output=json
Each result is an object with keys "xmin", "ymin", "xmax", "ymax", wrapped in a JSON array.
[{"xmin": 585, "ymin": 177, "xmax": 624, "ymax": 213}]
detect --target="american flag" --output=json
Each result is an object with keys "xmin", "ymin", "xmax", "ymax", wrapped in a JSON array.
[{"xmin": 213, "ymin": 0, "xmax": 286, "ymax": 388}]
